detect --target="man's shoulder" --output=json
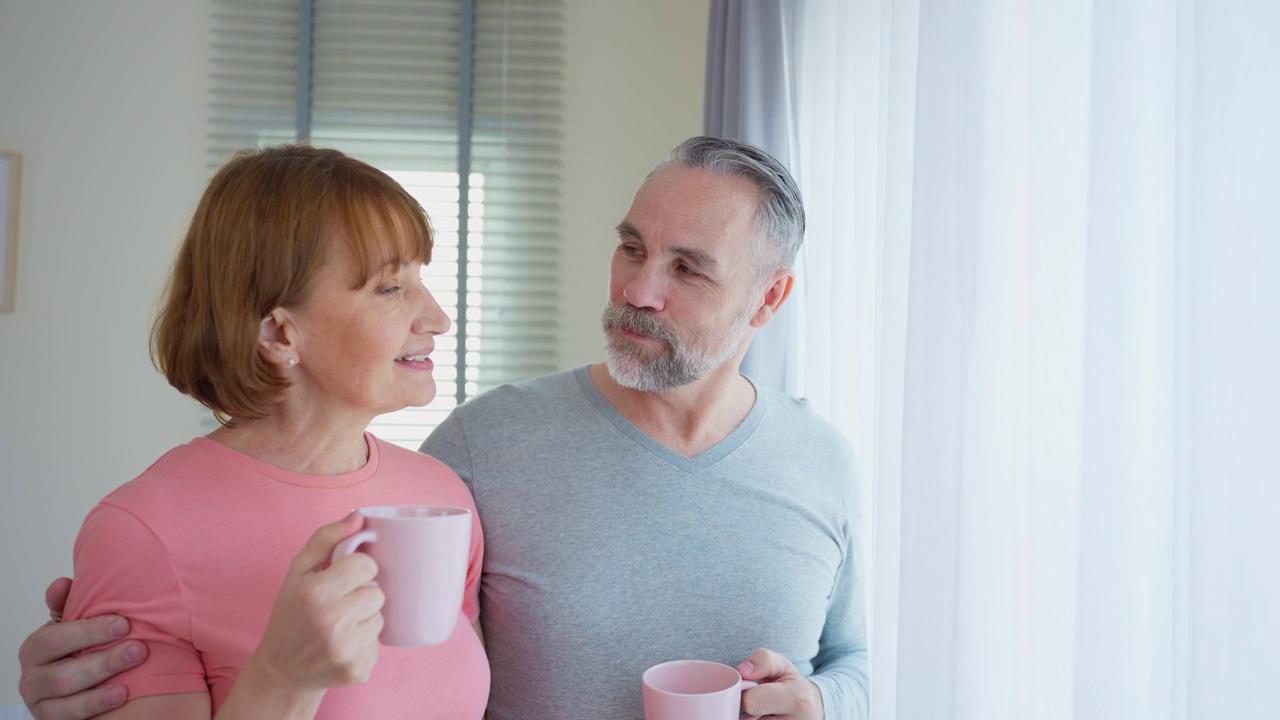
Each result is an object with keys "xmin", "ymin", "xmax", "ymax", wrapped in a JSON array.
[
  {"xmin": 374, "ymin": 434, "xmax": 460, "ymax": 476},
  {"xmin": 420, "ymin": 366, "xmax": 593, "ymax": 466},
  {"xmin": 451, "ymin": 366, "xmax": 582, "ymax": 420},
  {"xmin": 758, "ymin": 384, "xmax": 853, "ymax": 453}
]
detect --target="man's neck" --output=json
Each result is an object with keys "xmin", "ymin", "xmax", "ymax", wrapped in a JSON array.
[{"xmin": 587, "ymin": 362, "xmax": 758, "ymax": 458}]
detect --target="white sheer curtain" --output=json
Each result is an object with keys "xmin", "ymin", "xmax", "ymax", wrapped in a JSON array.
[{"xmin": 779, "ymin": 0, "xmax": 1280, "ymax": 718}]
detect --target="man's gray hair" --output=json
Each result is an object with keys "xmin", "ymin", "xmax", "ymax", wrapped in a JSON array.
[{"xmin": 650, "ymin": 136, "xmax": 805, "ymax": 273}]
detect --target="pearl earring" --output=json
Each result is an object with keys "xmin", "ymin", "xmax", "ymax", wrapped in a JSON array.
[{"xmin": 286, "ymin": 358, "xmax": 296, "ymax": 367}]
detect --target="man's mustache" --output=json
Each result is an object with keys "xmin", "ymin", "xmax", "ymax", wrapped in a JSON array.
[{"xmin": 602, "ymin": 304, "xmax": 679, "ymax": 346}]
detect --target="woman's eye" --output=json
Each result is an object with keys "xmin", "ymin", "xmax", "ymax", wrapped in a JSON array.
[{"xmin": 379, "ymin": 284, "xmax": 402, "ymax": 295}]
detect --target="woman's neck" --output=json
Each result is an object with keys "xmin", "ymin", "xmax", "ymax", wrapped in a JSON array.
[{"xmin": 206, "ymin": 409, "xmax": 371, "ymax": 476}]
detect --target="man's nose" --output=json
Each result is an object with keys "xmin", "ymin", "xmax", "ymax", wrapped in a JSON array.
[{"xmin": 621, "ymin": 262, "xmax": 667, "ymax": 312}]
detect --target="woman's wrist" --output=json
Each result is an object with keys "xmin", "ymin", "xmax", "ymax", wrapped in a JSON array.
[{"xmin": 213, "ymin": 651, "xmax": 326, "ymax": 720}]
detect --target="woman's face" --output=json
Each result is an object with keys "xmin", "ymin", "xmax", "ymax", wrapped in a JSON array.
[{"xmin": 285, "ymin": 230, "xmax": 450, "ymax": 421}]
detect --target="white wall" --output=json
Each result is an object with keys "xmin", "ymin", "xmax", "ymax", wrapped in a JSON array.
[
  {"xmin": 0, "ymin": 0, "xmax": 213, "ymax": 704},
  {"xmin": 0, "ymin": 0, "xmax": 705, "ymax": 702}
]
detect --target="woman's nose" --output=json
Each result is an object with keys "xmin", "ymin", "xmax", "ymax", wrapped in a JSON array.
[{"xmin": 412, "ymin": 280, "xmax": 451, "ymax": 336}]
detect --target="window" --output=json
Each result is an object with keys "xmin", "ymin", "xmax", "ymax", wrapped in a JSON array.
[{"xmin": 209, "ymin": 0, "xmax": 562, "ymax": 448}]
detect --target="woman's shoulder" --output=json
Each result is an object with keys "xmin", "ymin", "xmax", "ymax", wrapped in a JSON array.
[
  {"xmin": 371, "ymin": 438, "xmax": 481, "ymax": 509},
  {"xmin": 97, "ymin": 439, "xmax": 218, "ymax": 511}
]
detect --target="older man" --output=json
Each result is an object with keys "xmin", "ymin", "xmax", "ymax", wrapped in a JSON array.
[{"xmin": 19, "ymin": 137, "xmax": 868, "ymax": 720}]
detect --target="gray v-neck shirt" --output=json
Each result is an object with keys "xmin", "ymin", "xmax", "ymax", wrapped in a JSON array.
[{"xmin": 421, "ymin": 366, "xmax": 868, "ymax": 719}]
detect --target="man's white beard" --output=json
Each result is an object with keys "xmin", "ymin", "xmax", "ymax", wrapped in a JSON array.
[{"xmin": 601, "ymin": 302, "xmax": 752, "ymax": 393}]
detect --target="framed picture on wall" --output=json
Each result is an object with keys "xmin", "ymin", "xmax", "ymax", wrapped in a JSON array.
[{"xmin": 1, "ymin": 151, "xmax": 20, "ymax": 312}]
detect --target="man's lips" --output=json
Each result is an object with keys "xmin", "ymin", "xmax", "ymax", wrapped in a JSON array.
[{"xmin": 617, "ymin": 327, "xmax": 660, "ymax": 342}]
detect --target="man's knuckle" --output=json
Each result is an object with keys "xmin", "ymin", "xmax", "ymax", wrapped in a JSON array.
[
  {"xmin": 16, "ymin": 674, "xmax": 38, "ymax": 703},
  {"xmin": 16, "ymin": 637, "xmax": 34, "ymax": 666},
  {"xmin": 87, "ymin": 688, "xmax": 124, "ymax": 716},
  {"xmin": 47, "ymin": 669, "xmax": 80, "ymax": 699},
  {"xmin": 29, "ymin": 703, "xmax": 57, "ymax": 720},
  {"xmin": 44, "ymin": 632, "xmax": 72, "ymax": 659},
  {"xmin": 104, "ymin": 646, "xmax": 135, "ymax": 674}
]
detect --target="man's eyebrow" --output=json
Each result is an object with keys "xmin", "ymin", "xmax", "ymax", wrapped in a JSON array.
[
  {"xmin": 614, "ymin": 221, "xmax": 720, "ymax": 273},
  {"xmin": 673, "ymin": 247, "xmax": 719, "ymax": 272}
]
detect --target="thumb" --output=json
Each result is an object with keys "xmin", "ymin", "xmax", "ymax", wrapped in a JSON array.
[
  {"xmin": 45, "ymin": 577, "xmax": 74, "ymax": 620},
  {"xmin": 289, "ymin": 510, "xmax": 365, "ymax": 576},
  {"xmin": 737, "ymin": 648, "xmax": 793, "ymax": 682}
]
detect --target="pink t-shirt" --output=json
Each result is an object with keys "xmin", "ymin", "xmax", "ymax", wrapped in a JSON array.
[{"xmin": 65, "ymin": 434, "xmax": 489, "ymax": 719}]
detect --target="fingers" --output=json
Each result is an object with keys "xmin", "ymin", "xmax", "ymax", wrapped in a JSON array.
[
  {"xmin": 350, "ymin": 589, "xmax": 384, "ymax": 655},
  {"xmin": 247, "ymin": 513, "xmax": 385, "ymax": 691},
  {"xmin": 283, "ymin": 556, "xmax": 382, "ymax": 637},
  {"xmin": 738, "ymin": 647, "xmax": 792, "ymax": 682},
  {"xmin": 310, "ymin": 586, "xmax": 382, "ymax": 686},
  {"xmin": 340, "ymin": 583, "xmax": 386, "ymax": 631},
  {"xmin": 737, "ymin": 648, "xmax": 824, "ymax": 720},
  {"xmin": 28, "ymin": 684, "xmax": 129, "ymax": 720},
  {"xmin": 325, "ymin": 551, "xmax": 379, "ymax": 589},
  {"xmin": 288, "ymin": 510, "xmax": 365, "ymax": 577},
  {"xmin": 318, "ymin": 579, "xmax": 383, "ymax": 687},
  {"xmin": 19, "ymin": 638, "xmax": 147, "ymax": 720},
  {"xmin": 44, "ymin": 578, "xmax": 73, "ymax": 621},
  {"xmin": 19, "ymin": 616, "xmax": 130, "ymax": 668},
  {"xmin": 741, "ymin": 680, "xmax": 793, "ymax": 718},
  {"xmin": 21, "ymin": 582, "xmax": 148, "ymax": 719}
]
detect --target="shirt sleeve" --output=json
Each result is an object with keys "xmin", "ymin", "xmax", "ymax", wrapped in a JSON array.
[
  {"xmin": 421, "ymin": 412, "xmax": 482, "ymax": 623},
  {"xmin": 461, "ymin": 490, "xmax": 484, "ymax": 625},
  {"xmin": 64, "ymin": 502, "xmax": 209, "ymax": 699},
  {"xmin": 808, "ymin": 464, "xmax": 871, "ymax": 719},
  {"xmin": 420, "ymin": 410, "xmax": 476, "ymax": 493}
]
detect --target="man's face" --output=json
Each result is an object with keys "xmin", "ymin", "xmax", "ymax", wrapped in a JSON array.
[{"xmin": 601, "ymin": 165, "xmax": 765, "ymax": 393}]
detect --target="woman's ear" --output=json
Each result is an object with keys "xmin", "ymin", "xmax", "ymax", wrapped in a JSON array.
[
  {"xmin": 258, "ymin": 308, "xmax": 298, "ymax": 368},
  {"xmin": 749, "ymin": 270, "xmax": 795, "ymax": 328}
]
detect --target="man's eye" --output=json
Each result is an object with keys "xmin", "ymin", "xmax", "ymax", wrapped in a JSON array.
[{"xmin": 677, "ymin": 264, "xmax": 700, "ymax": 277}]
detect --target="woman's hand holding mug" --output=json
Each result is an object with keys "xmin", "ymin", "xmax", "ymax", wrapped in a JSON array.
[{"xmin": 242, "ymin": 511, "xmax": 386, "ymax": 691}]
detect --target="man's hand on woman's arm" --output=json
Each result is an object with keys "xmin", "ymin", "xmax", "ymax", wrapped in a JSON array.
[
  {"xmin": 21, "ymin": 512, "xmax": 383, "ymax": 720},
  {"xmin": 17, "ymin": 578, "xmax": 148, "ymax": 720}
]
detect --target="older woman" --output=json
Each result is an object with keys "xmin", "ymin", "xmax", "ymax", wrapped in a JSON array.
[{"xmin": 59, "ymin": 145, "xmax": 488, "ymax": 719}]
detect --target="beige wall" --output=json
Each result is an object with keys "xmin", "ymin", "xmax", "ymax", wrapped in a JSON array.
[
  {"xmin": 558, "ymin": 1, "xmax": 708, "ymax": 365},
  {"xmin": 0, "ymin": 0, "xmax": 705, "ymax": 702}
]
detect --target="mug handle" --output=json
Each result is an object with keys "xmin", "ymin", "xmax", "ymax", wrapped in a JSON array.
[
  {"xmin": 330, "ymin": 529, "xmax": 377, "ymax": 566},
  {"xmin": 739, "ymin": 679, "xmax": 760, "ymax": 720}
]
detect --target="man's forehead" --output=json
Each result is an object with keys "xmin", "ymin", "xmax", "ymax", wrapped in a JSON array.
[
  {"xmin": 622, "ymin": 167, "xmax": 758, "ymax": 243},
  {"xmin": 637, "ymin": 165, "xmax": 759, "ymax": 214}
]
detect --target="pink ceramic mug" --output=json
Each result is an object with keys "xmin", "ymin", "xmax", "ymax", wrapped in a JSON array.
[
  {"xmin": 329, "ymin": 505, "xmax": 471, "ymax": 646},
  {"xmin": 642, "ymin": 659, "xmax": 761, "ymax": 720}
]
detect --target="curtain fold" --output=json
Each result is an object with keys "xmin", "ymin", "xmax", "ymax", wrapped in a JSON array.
[
  {"xmin": 710, "ymin": 0, "xmax": 1280, "ymax": 717},
  {"xmin": 703, "ymin": 0, "xmax": 805, "ymax": 395}
]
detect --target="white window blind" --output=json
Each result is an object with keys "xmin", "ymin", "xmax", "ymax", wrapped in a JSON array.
[{"xmin": 209, "ymin": 0, "xmax": 562, "ymax": 448}]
